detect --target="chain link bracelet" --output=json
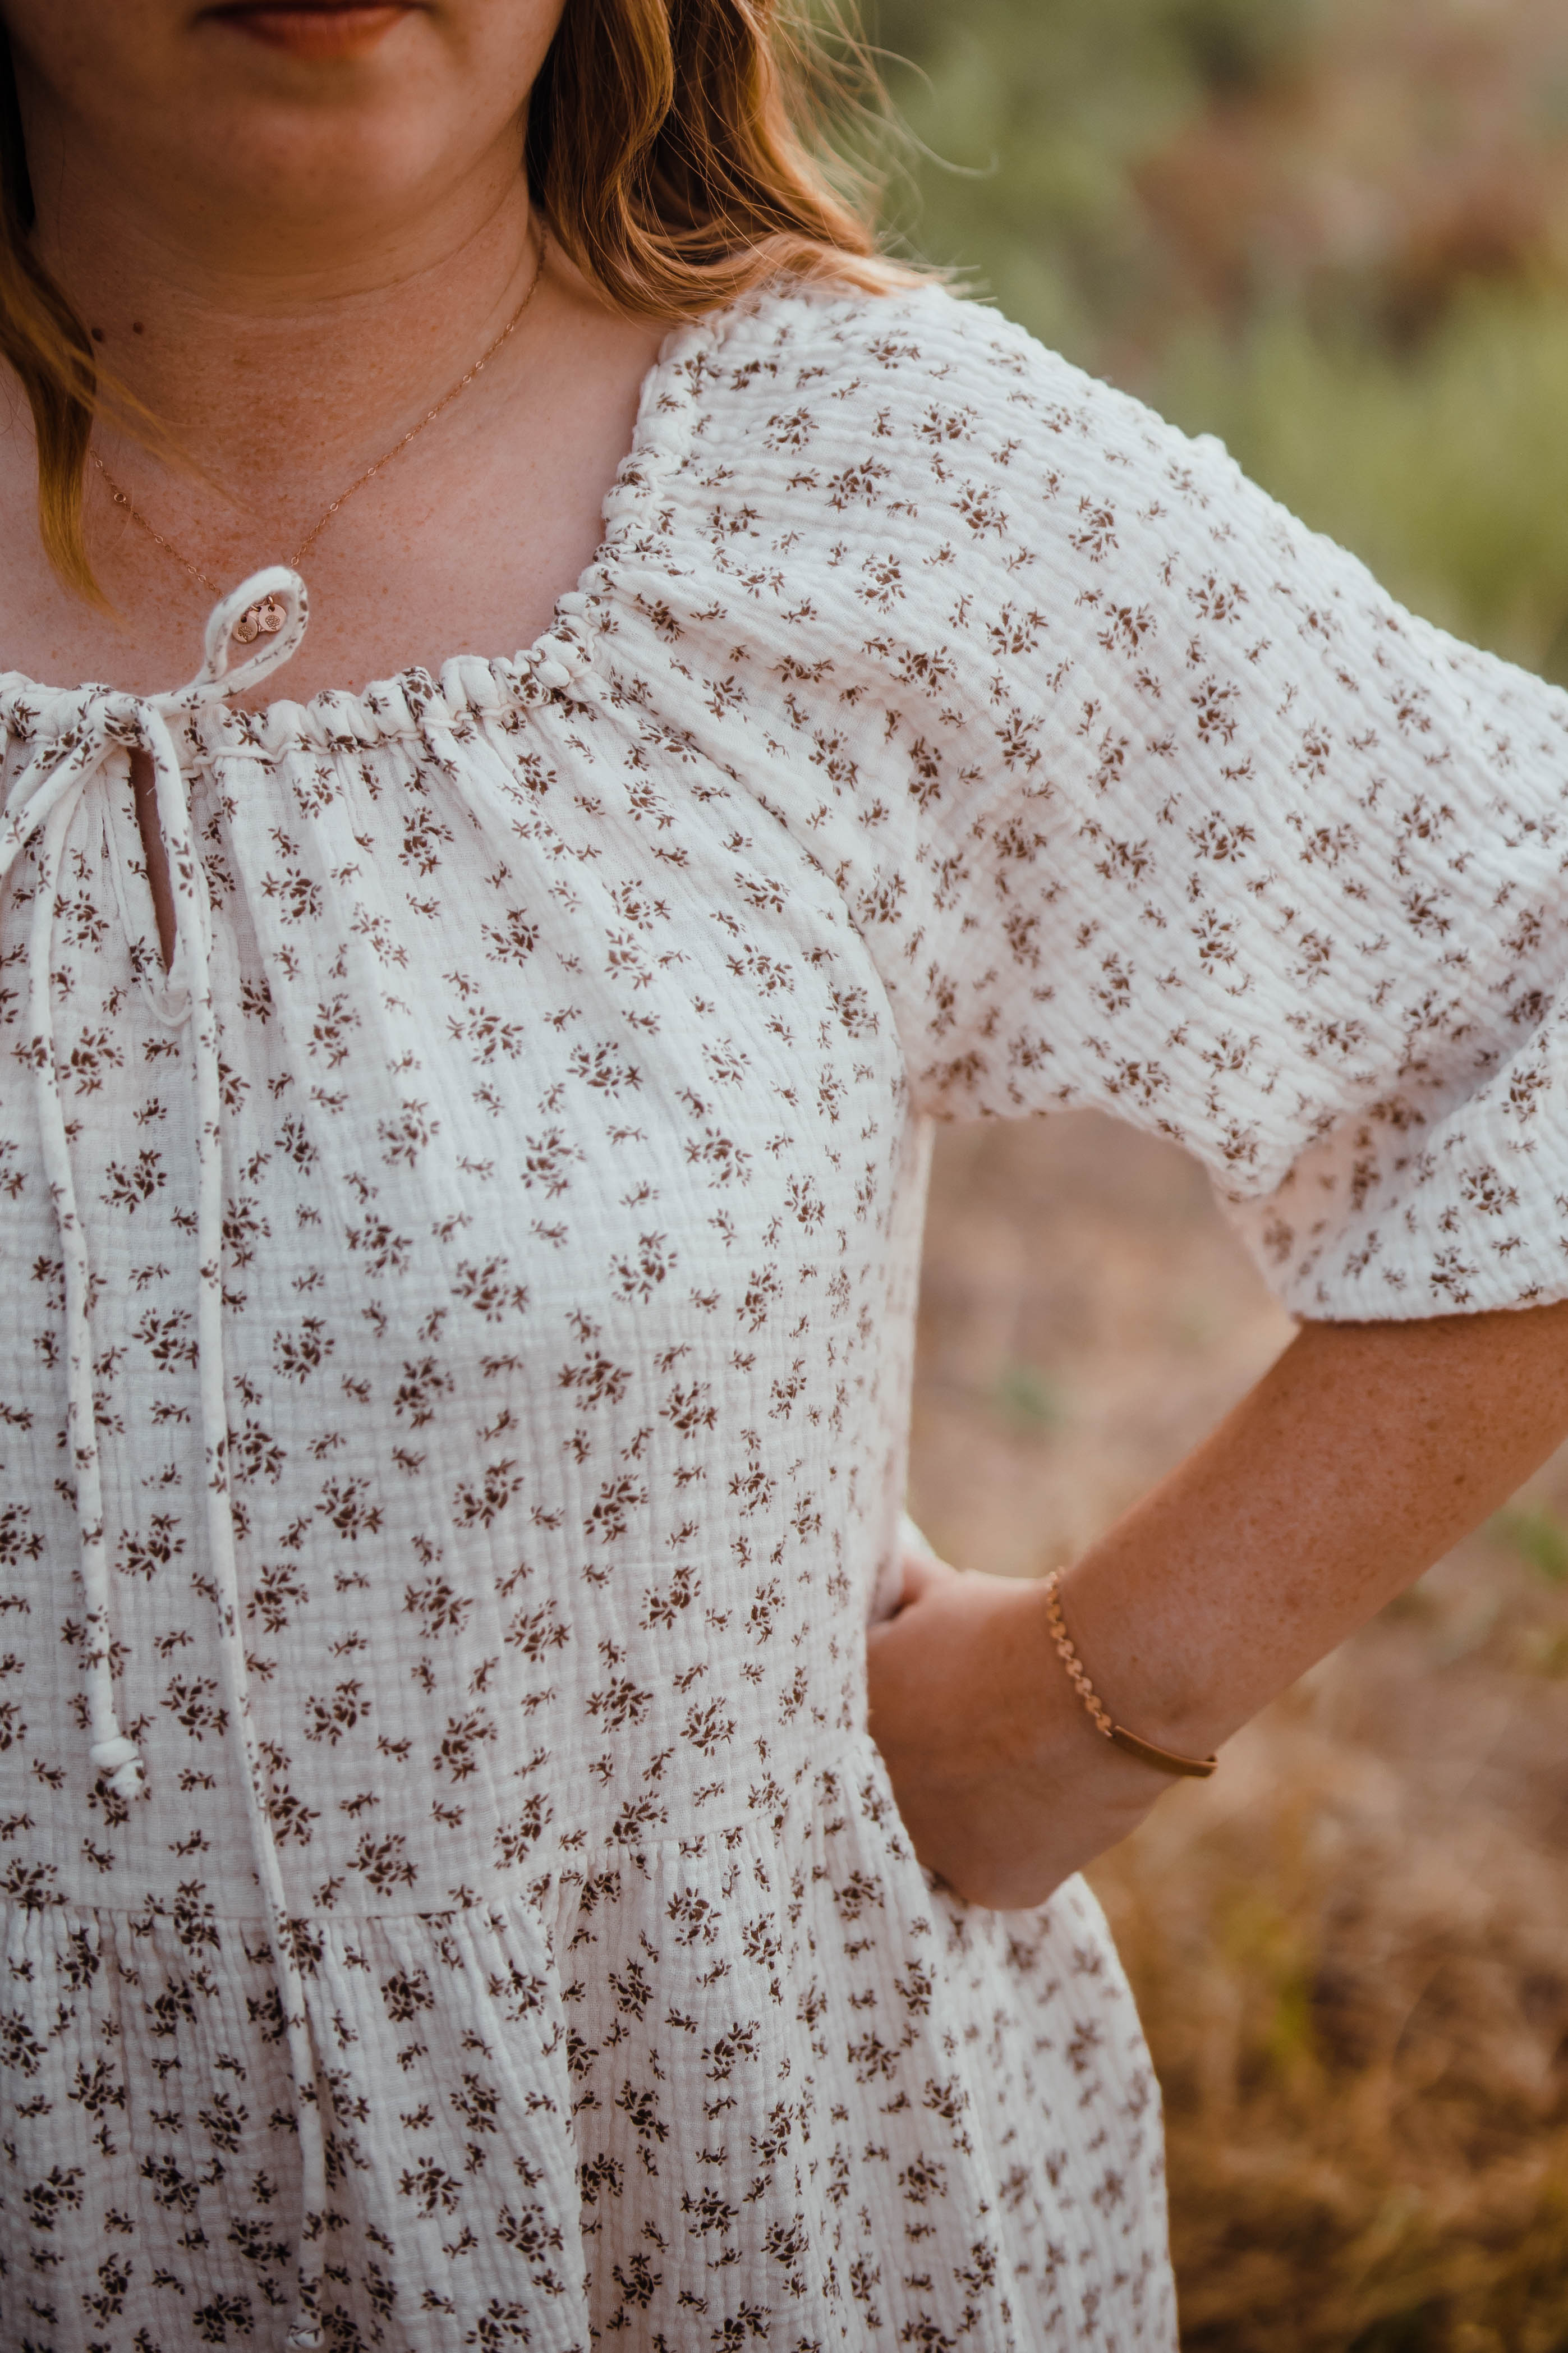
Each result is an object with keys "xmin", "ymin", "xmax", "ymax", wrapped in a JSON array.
[{"xmin": 1042, "ymin": 1572, "xmax": 1219, "ymax": 1780}]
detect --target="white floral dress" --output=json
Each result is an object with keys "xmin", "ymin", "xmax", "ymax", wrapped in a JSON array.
[{"xmin": 5, "ymin": 281, "xmax": 1568, "ymax": 2353}]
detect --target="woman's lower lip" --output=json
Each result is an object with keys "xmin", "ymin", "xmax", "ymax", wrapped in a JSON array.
[{"xmin": 206, "ymin": 4, "xmax": 416, "ymax": 61}]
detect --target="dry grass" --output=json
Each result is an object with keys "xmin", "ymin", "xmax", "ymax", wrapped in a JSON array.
[{"xmin": 911, "ymin": 1114, "xmax": 1568, "ymax": 2349}]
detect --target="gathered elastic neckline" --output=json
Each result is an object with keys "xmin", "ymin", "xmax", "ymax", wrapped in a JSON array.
[{"xmin": 0, "ymin": 296, "xmax": 746, "ymax": 758}]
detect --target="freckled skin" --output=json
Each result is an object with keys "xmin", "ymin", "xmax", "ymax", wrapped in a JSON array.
[
  {"xmin": 872, "ymin": 1305, "xmax": 1568, "ymax": 1909},
  {"xmin": 0, "ymin": 0, "xmax": 666, "ymax": 704}
]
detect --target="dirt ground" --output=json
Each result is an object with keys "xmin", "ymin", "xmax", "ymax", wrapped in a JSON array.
[{"xmin": 911, "ymin": 1114, "xmax": 1568, "ymax": 2352}]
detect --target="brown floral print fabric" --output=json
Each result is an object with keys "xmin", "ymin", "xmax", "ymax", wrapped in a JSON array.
[{"xmin": 5, "ymin": 278, "xmax": 1566, "ymax": 2349}]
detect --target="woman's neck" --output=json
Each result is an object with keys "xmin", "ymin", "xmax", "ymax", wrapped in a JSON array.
[
  {"xmin": 0, "ymin": 2, "xmax": 669, "ymax": 701},
  {"xmin": 32, "ymin": 127, "xmax": 538, "ymax": 522}
]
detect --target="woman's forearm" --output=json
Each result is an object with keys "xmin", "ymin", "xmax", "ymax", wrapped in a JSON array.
[
  {"xmin": 870, "ymin": 1301, "xmax": 1568, "ymax": 1909},
  {"xmin": 1061, "ymin": 1301, "xmax": 1568, "ymax": 1759}
]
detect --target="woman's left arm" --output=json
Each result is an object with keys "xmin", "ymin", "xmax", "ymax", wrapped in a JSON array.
[{"xmin": 868, "ymin": 1300, "xmax": 1568, "ymax": 1910}]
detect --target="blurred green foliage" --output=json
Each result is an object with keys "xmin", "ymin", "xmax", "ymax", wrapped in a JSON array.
[
  {"xmin": 868, "ymin": 0, "xmax": 1568, "ymax": 676},
  {"xmin": 986, "ymin": 1360, "xmax": 1063, "ymax": 1435},
  {"xmin": 871, "ymin": 0, "xmax": 1313, "ymax": 353},
  {"xmin": 1495, "ymin": 1499, "xmax": 1568, "ymax": 1584}
]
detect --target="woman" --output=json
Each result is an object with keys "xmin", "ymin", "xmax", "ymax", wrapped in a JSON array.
[{"xmin": 2, "ymin": 3, "xmax": 1566, "ymax": 2347}]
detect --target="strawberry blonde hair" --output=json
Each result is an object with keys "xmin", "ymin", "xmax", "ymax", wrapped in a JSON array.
[{"xmin": 0, "ymin": 1, "xmax": 912, "ymax": 599}]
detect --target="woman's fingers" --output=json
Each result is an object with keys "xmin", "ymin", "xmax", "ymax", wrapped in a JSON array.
[{"xmin": 882, "ymin": 1543, "xmax": 959, "ymax": 1617}]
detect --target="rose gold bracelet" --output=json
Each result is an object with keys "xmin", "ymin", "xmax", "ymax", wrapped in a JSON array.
[{"xmin": 1042, "ymin": 1573, "xmax": 1218, "ymax": 1781}]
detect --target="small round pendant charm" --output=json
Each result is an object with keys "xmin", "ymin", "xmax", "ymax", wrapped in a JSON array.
[{"xmin": 234, "ymin": 595, "xmax": 286, "ymax": 646}]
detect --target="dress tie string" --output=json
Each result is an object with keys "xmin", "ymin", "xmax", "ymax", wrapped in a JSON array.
[{"xmin": 0, "ymin": 568, "xmax": 328, "ymax": 2350}]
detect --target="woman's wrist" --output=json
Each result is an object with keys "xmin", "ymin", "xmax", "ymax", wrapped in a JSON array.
[
  {"xmin": 1041, "ymin": 1572, "xmax": 1218, "ymax": 1779},
  {"xmin": 869, "ymin": 1551, "xmax": 1187, "ymax": 1906},
  {"xmin": 1047, "ymin": 1556, "xmax": 1240, "ymax": 1769},
  {"xmin": 1010, "ymin": 1576, "xmax": 1202, "ymax": 1808}
]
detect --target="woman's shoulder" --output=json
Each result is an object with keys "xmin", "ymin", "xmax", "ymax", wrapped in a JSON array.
[
  {"xmin": 678, "ymin": 276, "xmax": 1219, "ymax": 496},
  {"xmin": 688, "ymin": 273, "xmax": 1080, "ymax": 407},
  {"xmin": 655, "ymin": 273, "xmax": 1293, "ymax": 614}
]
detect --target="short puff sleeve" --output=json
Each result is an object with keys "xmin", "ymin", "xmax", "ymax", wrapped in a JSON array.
[{"xmin": 824, "ymin": 300, "xmax": 1568, "ymax": 1319}]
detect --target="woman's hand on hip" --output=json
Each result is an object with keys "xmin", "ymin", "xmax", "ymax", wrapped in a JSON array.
[
  {"xmin": 870, "ymin": 1304, "xmax": 1568, "ymax": 1916},
  {"xmin": 866, "ymin": 1552, "xmax": 1171, "ymax": 1911}
]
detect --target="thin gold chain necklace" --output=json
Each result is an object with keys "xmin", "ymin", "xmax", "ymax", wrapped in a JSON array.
[{"xmin": 90, "ymin": 229, "xmax": 546, "ymax": 645}]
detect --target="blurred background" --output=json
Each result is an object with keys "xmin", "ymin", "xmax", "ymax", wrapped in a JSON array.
[{"xmin": 863, "ymin": 2, "xmax": 1568, "ymax": 2345}]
